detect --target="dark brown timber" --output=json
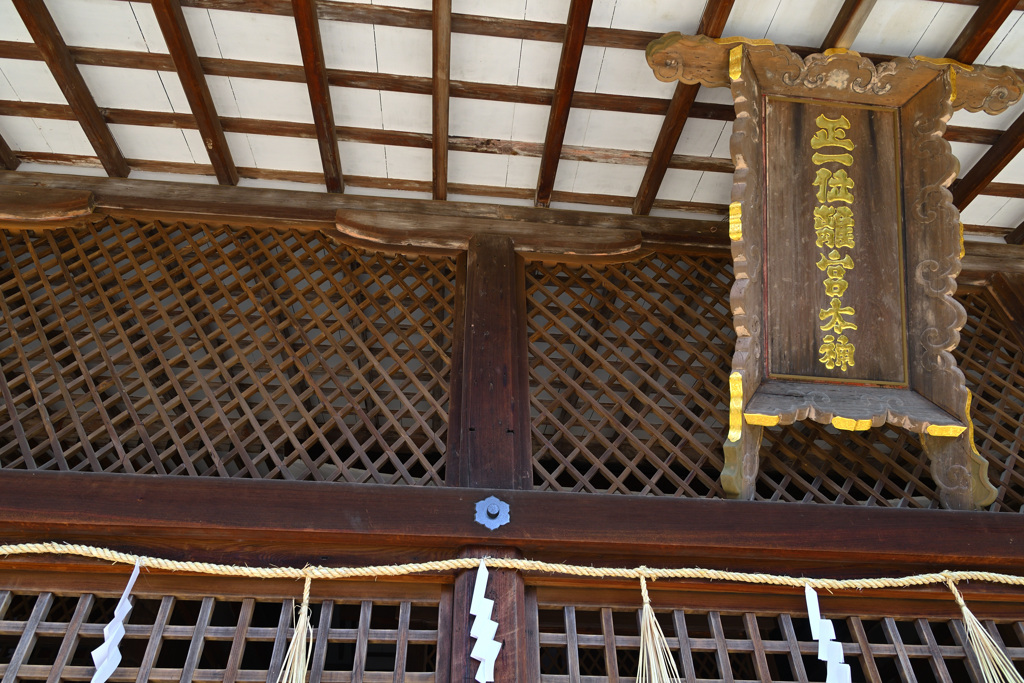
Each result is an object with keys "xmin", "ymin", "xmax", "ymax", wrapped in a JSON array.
[
  {"xmin": 292, "ymin": 0, "xmax": 344, "ymax": 192},
  {"xmin": 11, "ymin": 0, "xmax": 129, "ymax": 177},
  {"xmin": 632, "ymin": 0, "xmax": 734, "ymax": 216},
  {"xmin": 432, "ymin": 0, "xmax": 451, "ymax": 200},
  {"xmin": 945, "ymin": 0, "xmax": 1018, "ymax": 64},
  {"xmin": 951, "ymin": 109, "xmax": 1024, "ymax": 209},
  {"xmin": 150, "ymin": 0, "xmax": 238, "ymax": 185},
  {"xmin": 0, "ymin": 135, "xmax": 17, "ymax": 170},
  {"xmin": 987, "ymin": 272, "xmax": 1024, "ymax": 348},
  {"xmin": 534, "ymin": 0, "xmax": 593, "ymax": 207},
  {"xmin": 821, "ymin": 0, "xmax": 878, "ymax": 49}
]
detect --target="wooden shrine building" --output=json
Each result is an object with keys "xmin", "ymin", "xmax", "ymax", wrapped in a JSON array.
[{"xmin": 1, "ymin": 0, "xmax": 1024, "ymax": 681}]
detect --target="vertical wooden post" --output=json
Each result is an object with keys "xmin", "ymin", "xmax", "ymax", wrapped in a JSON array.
[{"xmin": 447, "ymin": 233, "xmax": 534, "ymax": 683}]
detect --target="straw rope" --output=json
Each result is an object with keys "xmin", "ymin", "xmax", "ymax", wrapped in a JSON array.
[{"xmin": 2, "ymin": 541, "xmax": 1024, "ymax": 592}]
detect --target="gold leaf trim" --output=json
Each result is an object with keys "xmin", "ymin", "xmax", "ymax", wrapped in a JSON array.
[
  {"xmin": 728, "ymin": 46, "xmax": 743, "ymax": 81},
  {"xmin": 744, "ymin": 413, "xmax": 780, "ymax": 427},
  {"xmin": 950, "ymin": 66, "xmax": 958, "ymax": 104},
  {"xmin": 914, "ymin": 56, "xmax": 974, "ymax": 72},
  {"xmin": 959, "ymin": 221, "xmax": 965, "ymax": 259},
  {"xmin": 729, "ymin": 202, "xmax": 742, "ymax": 241},
  {"xmin": 822, "ymin": 48, "xmax": 861, "ymax": 57},
  {"xmin": 728, "ymin": 372, "xmax": 743, "ymax": 442},
  {"xmin": 925, "ymin": 424, "xmax": 967, "ymax": 437},
  {"xmin": 831, "ymin": 416, "xmax": 872, "ymax": 431}
]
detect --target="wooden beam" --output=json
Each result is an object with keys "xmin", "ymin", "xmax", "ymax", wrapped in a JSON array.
[
  {"xmin": 951, "ymin": 109, "xmax": 1024, "ymax": 210},
  {"xmin": 534, "ymin": 0, "xmax": 593, "ymax": 207},
  {"xmin": 1007, "ymin": 217, "xmax": 1024, "ymax": 244},
  {"xmin": 631, "ymin": 0, "xmax": 734, "ymax": 216},
  {"xmin": 150, "ymin": 0, "xmax": 237, "ymax": 185},
  {"xmin": 292, "ymin": 0, "xmax": 344, "ymax": 192},
  {"xmin": 0, "ymin": 185, "xmax": 92, "ymax": 222},
  {"xmin": 945, "ymin": 0, "xmax": 1017, "ymax": 64},
  {"xmin": 3, "ymin": 470, "xmax": 1024, "ymax": 574},
  {"xmin": 987, "ymin": 272, "xmax": 1024, "ymax": 348},
  {"xmin": 820, "ymin": 0, "xmax": 877, "ymax": 49},
  {"xmin": 0, "ymin": 134, "xmax": 17, "ymax": 171},
  {"xmin": 432, "ymin": 0, "xmax": 451, "ymax": 200},
  {"xmin": 11, "ymin": 0, "xmax": 129, "ymax": 177}
]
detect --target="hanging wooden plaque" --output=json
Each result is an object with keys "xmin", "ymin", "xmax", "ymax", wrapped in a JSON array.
[{"xmin": 647, "ymin": 35, "xmax": 1024, "ymax": 508}]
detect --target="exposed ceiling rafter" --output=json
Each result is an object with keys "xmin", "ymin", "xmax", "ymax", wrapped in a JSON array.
[
  {"xmin": 151, "ymin": 0, "xmax": 238, "ymax": 185},
  {"xmin": 821, "ymin": 0, "xmax": 878, "ymax": 49},
  {"xmin": 292, "ymin": 0, "xmax": 344, "ymax": 193},
  {"xmin": 945, "ymin": 0, "xmax": 1018, "ymax": 64},
  {"xmin": 432, "ymin": 0, "xmax": 451, "ymax": 200},
  {"xmin": 535, "ymin": 0, "xmax": 593, "ymax": 207},
  {"xmin": 11, "ymin": 0, "xmax": 129, "ymax": 177},
  {"xmin": 951, "ymin": 109, "xmax": 1024, "ymax": 210},
  {"xmin": 0, "ymin": 136, "xmax": 18, "ymax": 170},
  {"xmin": 631, "ymin": 0, "xmax": 734, "ymax": 216}
]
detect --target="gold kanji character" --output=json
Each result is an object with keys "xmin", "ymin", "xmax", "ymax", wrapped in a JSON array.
[
  {"xmin": 812, "ymin": 151, "xmax": 853, "ymax": 167},
  {"xmin": 816, "ymin": 249, "xmax": 854, "ymax": 278},
  {"xmin": 811, "ymin": 114, "xmax": 854, "ymax": 151},
  {"xmin": 813, "ymin": 206, "xmax": 855, "ymax": 249},
  {"xmin": 819, "ymin": 298, "xmax": 857, "ymax": 333},
  {"xmin": 812, "ymin": 168, "xmax": 854, "ymax": 203},
  {"xmin": 819, "ymin": 334, "xmax": 855, "ymax": 371}
]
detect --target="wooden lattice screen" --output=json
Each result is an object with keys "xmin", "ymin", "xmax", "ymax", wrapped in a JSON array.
[
  {"xmin": 0, "ymin": 218, "xmax": 454, "ymax": 484},
  {"xmin": 525, "ymin": 255, "xmax": 1024, "ymax": 509}
]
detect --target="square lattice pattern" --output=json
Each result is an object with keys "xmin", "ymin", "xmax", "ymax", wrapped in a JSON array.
[{"xmin": 0, "ymin": 218, "xmax": 454, "ymax": 484}]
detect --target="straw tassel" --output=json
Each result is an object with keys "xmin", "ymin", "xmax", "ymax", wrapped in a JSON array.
[
  {"xmin": 636, "ymin": 569, "xmax": 680, "ymax": 683},
  {"xmin": 945, "ymin": 576, "xmax": 1024, "ymax": 683},
  {"xmin": 277, "ymin": 575, "xmax": 314, "ymax": 683}
]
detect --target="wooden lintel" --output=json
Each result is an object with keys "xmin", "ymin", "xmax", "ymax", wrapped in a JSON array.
[
  {"xmin": 336, "ymin": 208, "xmax": 646, "ymax": 261},
  {"xmin": 0, "ymin": 185, "xmax": 93, "ymax": 223},
  {"xmin": 2, "ymin": 470, "xmax": 1024, "ymax": 574}
]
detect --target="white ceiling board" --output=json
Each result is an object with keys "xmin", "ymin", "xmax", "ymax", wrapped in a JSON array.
[
  {"xmin": 0, "ymin": 59, "xmax": 67, "ymax": 104},
  {"xmin": 449, "ymin": 150, "xmax": 511, "ymax": 187},
  {"xmin": 562, "ymin": 109, "xmax": 591, "ymax": 147},
  {"xmin": 320, "ymin": 20, "xmax": 379, "ymax": 72},
  {"xmin": 79, "ymin": 65, "xmax": 177, "ymax": 112},
  {"xmin": 245, "ymin": 134, "xmax": 323, "ymax": 172},
  {"xmin": 711, "ymin": 124, "xmax": 733, "ymax": 158},
  {"xmin": 110, "ymin": 124, "xmax": 208, "ymax": 163},
  {"xmin": 26, "ymin": 118, "xmax": 95, "ymax": 156},
  {"xmin": 987, "ymin": 197, "xmax": 1024, "ymax": 227},
  {"xmin": 129, "ymin": 170, "xmax": 219, "ymax": 184},
  {"xmin": 579, "ymin": 110, "xmax": 662, "ymax": 151},
  {"xmin": 224, "ymin": 132, "xmax": 257, "ymax": 167},
  {"xmin": 182, "ymin": 7, "xmax": 222, "ymax": 59},
  {"xmin": 383, "ymin": 145, "xmax": 431, "ymax": 180},
  {"xmin": 370, "ymin": 0, "xmax": 430, "ymax": 9},
  {"xmin": 205, "ymin": 9, "xmax": 303, "ymax": 65},
  {"xmin": 0, "ymin": 0, "xmax": 31, "ymax": 42},
  {"xmin": 453, "ymin": 0, "xmax": 526, "ymax": 19},
  {"xmin": 222, "ymin": 78, "xmax": 313, "ymax": 123},
  {"xmin": 908, "ymin": 3, "xmax": 977, "ymax": 58},
  {"xmin": 451, "ymin": 98, "xmax": 515, "ymax": 138},
  {"xmin": 594, "ymin": 48, "xmax": 676, "ymax": 98},
  {"xmin": 379, "ymin": 91, "xmax": 431, "ymax": 133},
  {"xmin": 331, "ymin": 87, "xmax": 385, "ymax": 129},
  {"xmin": 374, "ymin": 26, "xmax": 431, "ymax": 77},
  {"xmin": 588, "ymin": 0, "xmax": 616, "ymax": 28},
  {"xmin": 721, "ymin": 0, "xmax": 782, "ymax": 40},
  {"xmin": 764, "ymin": 0, "xmax": 844, "ymax": 47},
  {"xmin": 126, "ymin": 2, "xmax": 170, "ymax": 54},
  {"xmin": 949, "ymin": 96, "xmax": 1024, "ymax": 131},
  {"xmin": 657, "ymin": 168, "xmax": 702, "ymax": 201},
  {"xmin": 690, "ymin": 171, "xmax": 732, "ymax": 204},
  {"xmin": 338, "ymin": 141, "xmax": 388, "ymax": 177},
  {"xmin": 238, "ymin": 177, "xmax": 327, "ymax": 192},
  {"xmin": 569, "ymin": 160, "xmax": 645, "ymax": 196},
  {"xmin": 959, "ymin": 195, "xmax": 1010, "ymax": 225},
  {"xmin": 993, "ymin": 148, "xmax": 1024, "ymax": 182},
  {"xmin": 980, "ymin": 12, "xmax": 1024, "ymax": 68},
  {"xmin": 0, "ymin": 115, "xmax": 51, "ymax": 151},
  {"xmin": 206, "ymin": 75, "xmax": 242, "ymax": 117},
  {"xmin": 14, "ymin": 161, "xmax": 106, "ymax": 176},
  {"xmin": 609, "ymin": 0, "xmax": 704, "ymax": 33},
  {"xmin": 552, "ymin": 159, "xmax": 579, "ymax": 191},
  {"xmin": 673, "ymin": 119, "xmax": 728, "ymax": 157},
  {"xmin": 525, "ymin": 0, "xmax": 569, "ymax": 23},
  {"xmin": 696, "ymin": 87, "xmax": 736, "ymax": 105},
  {"xmin": 46, "ymin": 0, "xmax": 164, "ymax": 52},
  {"xmin": 510, "ymin": 103, "xmax": 550, "ymax": 143},
  {"xmin": 853, "ymin": 0, "xmax": 948, "ymax": 57},
  {"xmin": 505, "ymin": 154, "xmax": 541, "ymax": 188},
  {"xmin": 515, "ymin": 40, "xmax": 562, "ymax": 89},
  {"xmin": 451, "ymin": 33, "xmax": 522, "ymax": 85},
  {"xmin": 575, "ymin": 46, "xmax": 605, "ymax": 93},
  {"xmin": 949, "ymin": 141, "xmax": 988, "ymax": 177}
]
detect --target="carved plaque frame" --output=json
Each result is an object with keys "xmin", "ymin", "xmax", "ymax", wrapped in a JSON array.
[{"xmin": 646, "ymin": 35, "xmax": 1024, "ymax": 509}]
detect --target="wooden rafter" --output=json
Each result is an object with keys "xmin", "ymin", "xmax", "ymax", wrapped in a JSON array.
[
  {"xmin": 11, "ymin": 0, "xmax": 129, "ymax": 177},
  {"xmin": 988, "ymin": 273, "xmax": 1024, "ymax": 348},
  {"xmin": 432, "ymin": 0, "xmax": 451, "ymax": 200},
  {"xmin": 945, "ymin": 0, "xmax": 1018, "ymax": 64},
  {"xmin": 151, "ymin": 0, "xmax": 237, "ymax": 185},
  {"xmin": 0, "ymin": 135, "xmax": 18, "ymax": 171},
  {"xmin": 1007, "ymin": 218, "xmax": 1024, "ymax": 244},
  {"xmin": 631, "ymin": 0, "xmax": 734, "ymax": 216},
  {"xmin": 292, "ymin": 0, "xmax": 344, "ymax": 193},
  {"xmin": 534, "ymin": 0, "xmax": 593, "ymax": 207},
  {"xmin": 820, "ymin": 0, "xmax": 877, "ymax": 49},
  {"xmin": 950, "ymin": 109, "xmax": 1024, "ymax": 210}
]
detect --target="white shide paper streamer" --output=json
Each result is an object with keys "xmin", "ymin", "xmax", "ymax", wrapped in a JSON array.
[
  {"xmin": 469, "ymin": 560, "xmax": 502, "ymax": 683},
  {"xmin": 90, "ymin": 560, "xmax": 141, "ymax": 683},
  {"xmin": 805, "ymin": 585, "xmax": 852, "ymax": 683}
]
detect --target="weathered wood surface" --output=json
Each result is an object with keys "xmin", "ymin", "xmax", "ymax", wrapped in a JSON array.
[
  {"xmin": 432, "ymin": 0, "xmax": 451, "ymax": 200},
  {"xmin": 0, "ymin": 185, "xmax": 93, "ymax": 222},
  {"xmin": 336, "ymin": 208, "xmax": 646, "ymax": 261}
]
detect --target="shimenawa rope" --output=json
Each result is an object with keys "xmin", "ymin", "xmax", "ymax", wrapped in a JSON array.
[{"xmin": 2, "ymin": 542, "xmax": 1022, "ymax": 683}]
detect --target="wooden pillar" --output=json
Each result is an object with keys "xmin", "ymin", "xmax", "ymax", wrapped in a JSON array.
[{"xmin": 447, "ymin": 233, "xmax": 534, "ymax": 683}]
